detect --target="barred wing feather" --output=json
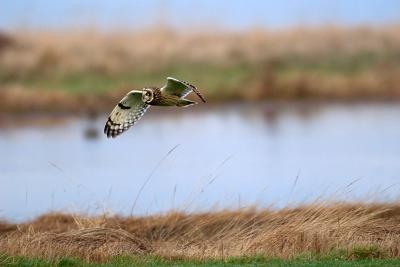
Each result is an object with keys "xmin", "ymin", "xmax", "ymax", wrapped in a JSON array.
[{"xmin": 104, "ymin": 90, "xmax": 149, "ymax": 138}]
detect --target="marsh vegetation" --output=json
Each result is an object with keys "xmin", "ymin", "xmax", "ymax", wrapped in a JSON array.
[
  {"xmin": 1, "ymin": 202, "xmax": 400, "ymax": 265},
  {"xmin": 0, "ymin": 26, "xmax": 400, "ymax": 113}
]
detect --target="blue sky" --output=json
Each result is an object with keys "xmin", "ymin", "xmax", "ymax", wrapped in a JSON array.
[{"xmin": 1, "ymin": 0, "xmax": 400, "ymax": 30}]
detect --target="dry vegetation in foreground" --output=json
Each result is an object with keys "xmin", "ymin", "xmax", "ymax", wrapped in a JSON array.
[
  {"xmin": 0, "ymin": 202, "xmax": 400, "ymax": 263},
  {"xmin": 0, "ymin": 26, "xmax": 400, "ymax": 113}
]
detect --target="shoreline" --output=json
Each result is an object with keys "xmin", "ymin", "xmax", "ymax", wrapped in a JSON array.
[{"xmin": 0, "ymin": 91, "xmax": 399, "ymax": 115}]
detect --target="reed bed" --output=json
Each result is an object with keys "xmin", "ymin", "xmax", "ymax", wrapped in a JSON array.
[{"xmin": 0, "ymin": 26, "xmax": 400, "ymax": 112}]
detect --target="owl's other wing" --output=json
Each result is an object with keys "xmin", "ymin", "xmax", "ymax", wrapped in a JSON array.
[
  {"xmin": 104, "ymin": 90, "xmax": 149, "ymax": 138},
  {"xmin": 161, "ymin": 77, "xmax": 206, "ymax": 103}
]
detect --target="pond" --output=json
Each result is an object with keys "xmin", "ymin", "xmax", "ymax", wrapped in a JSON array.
[{"xmin": 1, "ymin": 102, "xmax": 399, "ymax": 221}]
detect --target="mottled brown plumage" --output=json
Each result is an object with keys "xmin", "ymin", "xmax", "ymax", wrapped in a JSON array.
[{"xmin": 147, "ymin": 87, "xmax": 180, "ymax": 106}]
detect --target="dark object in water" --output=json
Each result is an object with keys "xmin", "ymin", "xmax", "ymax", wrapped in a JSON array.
[{"xmin": 84, "ymin": 127, "xmax": 99, "ymax": 139}]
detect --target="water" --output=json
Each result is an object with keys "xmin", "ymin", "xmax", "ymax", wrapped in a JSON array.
[{"xmin": 1, "ymin": 103, "xmax": 399, "ymax": 221}]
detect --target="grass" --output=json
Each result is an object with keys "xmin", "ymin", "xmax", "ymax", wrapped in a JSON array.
[
  {"xmin": 0, "ymin": 50, "xmax": 397, "ymax": 94},
  {"xmin": 1, "ymin": 26, "xmax": 400, "ymax": 112},
  {"xmin": 0, "ymin": 62, "xmax": 255, "ymax": 95},
  {"xmin": 1, "ymin": 202, "xmax": 400, "ymax": 265},
  {"xmin": 2, "ymin": 254, "xmax": 400, "ymax": 267},
  {"xmin": 3, "ymin": 50, "xmax": 394, "ymax": 92}
]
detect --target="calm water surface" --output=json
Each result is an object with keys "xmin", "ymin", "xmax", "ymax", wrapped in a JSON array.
[{"xmin": 1, "ymin": 103, "xmax": 399, "ymax": 221}]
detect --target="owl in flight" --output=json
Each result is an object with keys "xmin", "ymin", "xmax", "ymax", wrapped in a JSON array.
[{"xmin": 104, "ymin": 77, "xmax": 206, "ymax": 138}]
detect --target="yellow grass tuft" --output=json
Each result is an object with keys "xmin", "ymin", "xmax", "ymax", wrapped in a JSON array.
[{"xmin": 1, "ymin": 202, "xmax": 400, "ymax": 262}]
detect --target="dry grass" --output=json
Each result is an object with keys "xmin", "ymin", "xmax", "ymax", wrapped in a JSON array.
[
  {"xmin": 1, "ymin": 202, "xmax": 400, "ymax": 262},
  {"xmin": 1, "ymin": 26, "xmax": 400, "ymax": 74},
  {"xmin": 0, "ymin": 26, "xmax": 400, "ymax": 113}
]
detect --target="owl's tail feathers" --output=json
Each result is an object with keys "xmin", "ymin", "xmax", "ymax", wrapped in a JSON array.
[{"xmin": 177, "ymin": 99, "xmax": 196, "ymax": 107}]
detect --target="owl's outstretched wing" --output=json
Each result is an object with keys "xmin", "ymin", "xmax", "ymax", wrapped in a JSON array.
[
  {"xmin": 104, "ymin": 90, "xmax": 149, "ymax": 138},
  {"xmin": 161, "ymin": 77, "xmax": 206, "ymax": 103}
]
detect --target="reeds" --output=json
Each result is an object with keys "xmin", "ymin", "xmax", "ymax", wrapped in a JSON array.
[
  {"xmin": 1, "ymin": 202, "xmax": 400, "ymax": 262},
  {"xmin": 1, "ymin": 26, "xmax": 400, "ymax": 73},
  {"xmin": 0, "ymin": 25, "xmax": 400, "ymax": 112}
]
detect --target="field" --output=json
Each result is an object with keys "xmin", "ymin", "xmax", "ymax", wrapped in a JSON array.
[
  {"xmin": 1, "ymin": 26, "xmax": 400, "ymax": 113},
  {"xmin": 1, "ymin": 202, "xmax": 400, "ymax": 266}
]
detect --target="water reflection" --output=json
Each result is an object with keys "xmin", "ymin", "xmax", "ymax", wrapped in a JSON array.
[{"xmin": 0, "ymin": 102, "xmax": 399, "ymax": 221}]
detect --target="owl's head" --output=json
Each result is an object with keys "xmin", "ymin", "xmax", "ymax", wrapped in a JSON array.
[{"xmin": 142, "ymin": 88, "xmax": 154, "ymax": 103}]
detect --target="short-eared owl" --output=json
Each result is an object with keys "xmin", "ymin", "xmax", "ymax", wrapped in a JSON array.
[{"xmin": 104, "ymin": 77, "xmax": 206, "ymax": 138}]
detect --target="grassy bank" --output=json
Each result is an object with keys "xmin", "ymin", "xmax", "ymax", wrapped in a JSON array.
[
  {"xmin": 1, "ymin": 202, "xmax": 400, "ymax": 265},
  {"xmin": 0, "ymin": 26, "xmax": 400, "ymax": 112},
  {"xmin": 2, "ymin": 255, "xmax": 400, "ymax": 266}
]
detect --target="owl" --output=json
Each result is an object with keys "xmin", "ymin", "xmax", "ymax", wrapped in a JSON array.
[{"xmin": 104, "ymin": 77, "xmax": 206, "ymax": 138}]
